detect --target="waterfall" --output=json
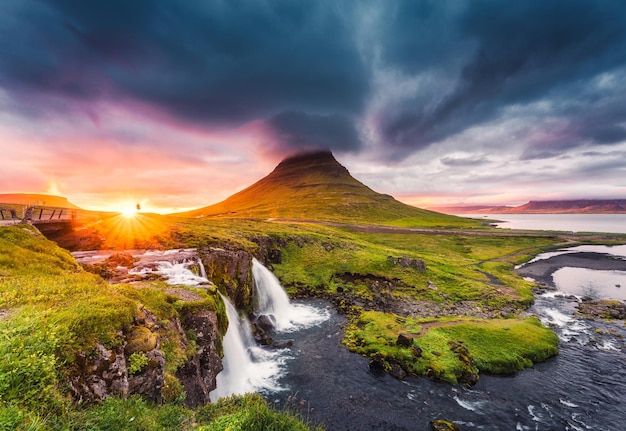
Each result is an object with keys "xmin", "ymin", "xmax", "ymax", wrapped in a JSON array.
[
  {"xmin": 209, "ymin": 294, "xmax": 285, "ymax": 402},
  {"xmin": 252, "ymin": 258, "xmax": 329, "ymax": 332},
  {"xmin": 198, "ymin": 258, "xmax": 207, "ymax": 279}
]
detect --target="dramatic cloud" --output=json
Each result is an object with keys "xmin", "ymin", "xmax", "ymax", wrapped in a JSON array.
[{"xmin": 1, "ymin": 0, "xmax": 626, "ymax": 209}]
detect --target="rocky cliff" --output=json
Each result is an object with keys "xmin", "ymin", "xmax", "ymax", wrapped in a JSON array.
[{"xmin": 67, "ymin": 303, "xmax": 224, "ymax": 408}]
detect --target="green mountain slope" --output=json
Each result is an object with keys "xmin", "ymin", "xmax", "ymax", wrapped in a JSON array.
[{"xmin": 181, "ymin": 151, "xmax": 476, "ymax": 227}]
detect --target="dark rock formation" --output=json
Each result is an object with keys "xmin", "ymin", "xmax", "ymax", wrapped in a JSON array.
[
  {"xmin": 199, "ymin": 247, "xmax": 253, "ymax": 311},
  {"xmin": 388, "ymin": 256, "xmax": 426, "ymax": 272},
  {"xmin": 368, "ymin": 353, "xmax": 387, "ymax": 374},
  {"xmin": 252, "ymin": 314, "xmax": 276, "ymax": 345},
  {"xmin": 68, "ymin": 342, "xmax": 129, "ymax": 403},
  {"xmin": 67, "ymin": 305, "xmax": 223, "ymax": 408},
  {"xmin": 396, "ymin": 333, "xmax": 414, "ymax": 347},
  {"xmin": 128, "ymin": 349, "xmax": 165, "ymax": 401},
  {"xmin": 577, "ymin": 299, "xmax": 626, "ymax": 320},
  {"xmin": 176, "ymin": 309, "xmax": 224, "ymax": 408}
]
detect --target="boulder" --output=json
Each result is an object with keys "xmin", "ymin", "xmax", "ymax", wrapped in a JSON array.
[
  {"xmin": 387, "ymin": 256, "xmax": 426, "ymax": 272},
  {"xmin": 411, "ymin": 346, "xmax": 423, "ymax": 358},
  {"xmin": 254, "ymin": 314, "xmax": 276, "ymax": 334},
  {"xmin": 431, "ymin": 419, "xmax": 462, "ymax": 431},
  {"xmin": 124, "ymin": 326, "xmax": 157, "ymax": 355},
  {"xmin": 272, "ymin": 339, "xmax": 294, "ymax": 349},
  {"xmin": 396, "ymin": 333, "xmax": 414, "ymax": 347},
  {"xmin": 252, "ymin": 314, "xmax": 276, "ymax": 346},
  {"xmin": 389, "ymin": 363, "xmax": 407, "ymax": 379},
  {"xmin": 368, "ymin": 354, "xmax": 387, "ymax": 374}
]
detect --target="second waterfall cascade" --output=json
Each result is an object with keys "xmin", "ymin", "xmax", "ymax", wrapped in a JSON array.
[
  {"xmin": 252, "ymin": 258, "xmax": 329, "ymax": 331},
  {"xmin": 209, "ymin": 259, "xmax": 329, "ymax": 401}
]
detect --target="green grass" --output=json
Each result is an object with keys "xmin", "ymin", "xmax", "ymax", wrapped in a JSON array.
[
  {"xmin": 344, "ymin": 310, "xmax": 559, "ymax": 384},
  {"xmin": 0, "ymin": 393, "xmax": 322, "ymax": 431}
]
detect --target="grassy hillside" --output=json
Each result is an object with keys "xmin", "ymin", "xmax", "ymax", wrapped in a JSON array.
[
  {"xmin": 0, "ymin": 225, "xmax": 319, "ymax": 430},
  {"xmin": 180, "ymin": 151, "xmax": 482, "ymax": 228}
]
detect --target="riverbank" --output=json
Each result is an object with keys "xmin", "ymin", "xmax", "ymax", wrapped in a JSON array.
[{"xmin": 516, "ymin": 250, "xmax": 626, "ymax": 289}]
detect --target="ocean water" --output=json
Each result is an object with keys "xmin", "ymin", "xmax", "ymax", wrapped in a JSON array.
[{"xmin": 458, "ymin": 213, "xmax": 626, "ymax": 234}]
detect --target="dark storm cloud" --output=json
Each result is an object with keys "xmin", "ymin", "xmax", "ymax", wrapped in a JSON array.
[
  {"xmin": 0, "ymin": 0, "xmax": 368, "ymax": 150},
  {"xmin": 2, "ymin": 0, "xmax": 626, "ymax": 158},
  {"xmin": 378, "ymin": 0, "xmax": 626, "ymax": 153},
  {"xmin": 268, "ymin": 111, "xmax": 360, "ymax": 152}
]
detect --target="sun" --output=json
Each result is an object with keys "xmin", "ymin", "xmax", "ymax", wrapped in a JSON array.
[{"xmin": 121, "ymin": 208, "xmax": 138, "ymax": 218}]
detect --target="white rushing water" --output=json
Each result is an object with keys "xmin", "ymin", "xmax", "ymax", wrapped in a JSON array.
[
  {"xmin": 210, "ymin": 259, "xmax": 330, "ymax": 401},
  {"xmin": 209, "ymin": 294, "xmax": 286, "ymax": 402},
  {"xmin": 147, "ymin": 261, "xmax": 209, "ymax": 286},
  {"xmin": 198, "ymin": 257, "xmax": 207, "ymax": 279},
  {"xmin": 252, "ymin": 258, "xmax": 329, "ymax": 332}
]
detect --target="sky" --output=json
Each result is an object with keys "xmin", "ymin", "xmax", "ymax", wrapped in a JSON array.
[{"xmin": 1, "ymin": 0, "xmax": 626, "ymax": 213}]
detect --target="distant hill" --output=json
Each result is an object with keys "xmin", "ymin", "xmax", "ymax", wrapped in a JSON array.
[
  {"xmin": 0, "ymin": 193, "xmax": 80, "ymax": 209},
  {"xmin": 179, "ymin": 151, "xmax": 472, "ymax": 226},
  {"xmin": 431, "ymin": 199, "xmax": 626, "ymax": 214}
]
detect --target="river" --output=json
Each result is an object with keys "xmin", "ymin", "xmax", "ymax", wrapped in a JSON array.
[{"xmin": 265, "ymin": 246, "xmax": 626, "ymax": 431}]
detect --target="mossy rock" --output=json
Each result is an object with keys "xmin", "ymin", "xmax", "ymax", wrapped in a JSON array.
[
  {"xmin": 431, "ymin": 419, "xmax": 462, "ymax": 431},
  {"xmin": 125, "ymin": 326, "xmax": 157, "ymax": 355}
]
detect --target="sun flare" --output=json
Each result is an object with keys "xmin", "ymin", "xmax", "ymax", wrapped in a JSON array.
[{"xmin": 121, "ymin": 208, "xmax": 138, "ymax": 218}]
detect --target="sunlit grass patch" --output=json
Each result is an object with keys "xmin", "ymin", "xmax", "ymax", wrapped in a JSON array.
[{"xmin": 345, "ymin": 309, "xmax": 559, "ymax": 385}]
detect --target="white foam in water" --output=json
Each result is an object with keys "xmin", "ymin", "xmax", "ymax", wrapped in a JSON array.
[
  {"xmin": 252, "ymin": 258, "xmax": 329, "ymax": 332},
  {"xmin": 597, "ymin": 338, "xmax": 620, "ymax": 351},
  {"xmin": 540, "ymin": 307, "xmax": 573, "ymax": 328},
  {"xmin": 210, "ymin": 295, "xmax": 288, "ymax": 402},
  {"xmin": 153, "ymin": 261, "xmax": 208, "ymax": 286},
  {"xmin": 537, "ymin": 306, "xmax": 590, "ymax": 342},
  {"xmin": 559, "ymin": 398, "xmax": 579, "ymax": 408},
  {"xmin": 528, "ymin": 404, "xmax": 542, "ymax": 422},
  {"xmin": 453, "ymin": 395, "xmax": 485, "ymax": 414}
]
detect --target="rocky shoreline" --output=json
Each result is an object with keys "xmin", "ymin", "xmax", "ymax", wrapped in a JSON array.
[{"xmin": 516, "ymin": 250, "xmax": 626, "ymax": 320}]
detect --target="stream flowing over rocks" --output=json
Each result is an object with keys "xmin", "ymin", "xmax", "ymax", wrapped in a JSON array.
[{"xmin": 72, "ymin": 244, "xmax": 626, "ymax": 430}]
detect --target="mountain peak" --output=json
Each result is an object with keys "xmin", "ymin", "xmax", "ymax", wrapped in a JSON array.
[
  {"xmin": 181, "ymin": 151, "xmax": 459, "ymax": 225},
  {"xmin": 267, "ymin": 150, "xmax": 353, "ymax": 185}
]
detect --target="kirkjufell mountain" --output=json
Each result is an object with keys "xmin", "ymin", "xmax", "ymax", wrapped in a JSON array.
[{"xmin": 181, "ymin": 151, "xmax": 466, "ymax": 226}]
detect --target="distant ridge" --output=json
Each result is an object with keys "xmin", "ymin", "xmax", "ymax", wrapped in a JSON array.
[
  {"xmin": 179, "ymin": 151, "xmax": 468, "ymax": 226},
  {"xmin": 431, "ymin": 199, "xmax": 626, "ymax": 214},
  {"xmin": 0, "ymin": 193, "xmax": 80, "ymax": 209}
]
